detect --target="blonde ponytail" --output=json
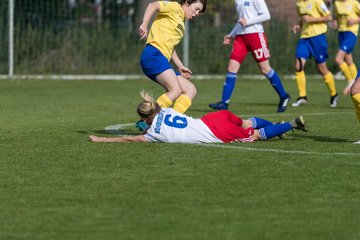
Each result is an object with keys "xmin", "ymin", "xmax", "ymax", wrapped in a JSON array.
[{"xmin": 137, "ymin": 90, "xmax": 161, "ymax": 119}]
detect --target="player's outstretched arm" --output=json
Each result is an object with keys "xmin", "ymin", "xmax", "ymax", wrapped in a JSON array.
[{"xmin": 89, "ymin": 135, "xmax": 148, "ymax": 143}]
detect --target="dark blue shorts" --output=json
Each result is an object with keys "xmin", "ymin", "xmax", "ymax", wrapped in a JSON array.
[
  {"xmin": 140, "ymin": 44, "xmax": 179, "ymax": 81},
  {"xmin": 296, "ymin": 34, "xmax": 329, "ymax": 64},
  {"xmin": 338, "ymin": 31, "xmax": 357, "ymax": 53}
]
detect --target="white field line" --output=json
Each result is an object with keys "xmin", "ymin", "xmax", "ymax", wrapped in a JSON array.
[
  {"xmin": 104, "ymin": 110, "xmax": 359, "ymax": 157},
  {"xmin": 200, "ymin": 143, "xmax": 360, "ymax": 157},
  {"xmin": 241, "ymin": 111, "xmax": 355, "ymax": 118}
]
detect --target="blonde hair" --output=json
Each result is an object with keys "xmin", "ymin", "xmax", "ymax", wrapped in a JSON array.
[{"xmin": 137, "ymin": 90, "xmax": 161, "ymax": 119}]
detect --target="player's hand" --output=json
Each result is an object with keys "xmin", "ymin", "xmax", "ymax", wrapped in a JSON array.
[
  {"xmin": 331, "ymin": 21, "xmax": 338, "ymax": 29},
  {"xmin": 90, "ymin": 135, "xmax": 108, "ymax": 142},
  {"xmin": 291, "ymin": 24, "xmax": 300, "ymax": 34},
  {"xmin": 179, "ymin": 66, "xmax": 192, "ymax": 79},
  {"xmin": 302, "ymin": 15, "xmax": 312, "ymax": 23},
  {"xmin": 347, "ymin": 18, "xmax": 357, "ymax": 26},
  {"xmin": 238, "ymin": 18, "xmax": 247, "ymax": 27},
  {"xmin": 223, "ymin": 35, "xmax": 233, "ymax": 45},
  {"xmin": 138, "ymin": 23, "xmax": 148, "ymax": 40}
]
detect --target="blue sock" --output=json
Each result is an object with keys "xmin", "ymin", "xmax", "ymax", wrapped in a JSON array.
[
  {"xmin": 259, "ymin": 122, "xmax": 293, "ymax": 140},
  {"xmin": 265, "ymin": 69, "xmax": 287, "ymax": 99},
  {"xmin": 249, "ymin": 117, "xmax": 274, "ymax": 129},
  {"xmin": 221, "ymin": 72, "xmax": 237, "ymax": 103}
]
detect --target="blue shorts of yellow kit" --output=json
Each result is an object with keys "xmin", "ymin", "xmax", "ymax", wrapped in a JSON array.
[
  {"xmin": 296, "ymin": 34, "xmax": 329, "ymax": 64},
  {"xmin": 140, "ymin": 44, "xmax": 180, "ymax": 81},
  {"xmin": 338, "ymin": 31, "xmax": 357, "ymax": 53}
]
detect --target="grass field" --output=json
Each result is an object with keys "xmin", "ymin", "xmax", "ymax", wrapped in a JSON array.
[{"xmin": 1, "ymin": 77, "xmax": 359, "ymax": 240}]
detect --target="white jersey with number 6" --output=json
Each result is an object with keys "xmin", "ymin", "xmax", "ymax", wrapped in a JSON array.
[{"xmin": 144, "ymin": 108, "xmax": 222, "ymax": 143}]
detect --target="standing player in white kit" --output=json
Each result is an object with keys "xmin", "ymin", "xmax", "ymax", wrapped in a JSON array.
[{"xmin": 209, "ymin": 0, "xmax": 291, "ymax": 113}]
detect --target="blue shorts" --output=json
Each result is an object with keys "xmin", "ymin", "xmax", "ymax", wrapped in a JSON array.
[
  {"xmin": 140, "ymin": 44, "xmax": 179, "ymax": 81},
  {"xmin": 338, "ymin": 31, "xmax": 357, "ymax": 53},
  {"xmin": 296, "ymin": 34, "xmax": 329, "ymax": 64}
]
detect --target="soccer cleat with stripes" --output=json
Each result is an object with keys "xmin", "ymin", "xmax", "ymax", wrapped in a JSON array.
[
  {"xmin": 291, "ymin": 116, "xmax": 308, "ymax": 132},
  {"xmin": 277, "ymin": 94, "xmax": 291, "ymax": 112}
]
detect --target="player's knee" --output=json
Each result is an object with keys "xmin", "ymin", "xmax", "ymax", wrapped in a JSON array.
[
  {"xmin": 350, "ymin": 81, "xmax": 360, "ymax": 95},
  {"xmin": 295, "ymin": 58, "xmax": 303, "ymax": 72},
  {"xmin": 170, "ymin": 88, "xmax": 182, "ymax": 98},
  {"xmin": 260, "ymin": 66, "xmax": 271, "ymax": 75},
  {"xmin": 335, "ymin": 56, "xmax": 343, "ymax": 65},
  {"xmin": 242, "ymin": 119, "xmax": 253, "ymax": 129},
  {"xmin": 184, "ymin": 83, "xmax": 197, "ymax": 99}
]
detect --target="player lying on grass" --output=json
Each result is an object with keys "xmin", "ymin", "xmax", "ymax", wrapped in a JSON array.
[
  {"xmin": 90, "ymin": 91, "xmax": 308, "ymax": 144},
  {"xmin": 90, "ymin": 91, "xmax": 307, "ymax": 143}
]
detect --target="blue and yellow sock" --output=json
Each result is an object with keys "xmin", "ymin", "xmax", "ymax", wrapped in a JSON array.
[
  {"xmin": 339, "ymin": 62, "xmax": 353, "ymax": 82},
  {"xmin": 221, "ymin": 72, "xmax": 237, "ymax": 103},
  {"xmin": 323, "ymin": 72, "xmax": 337, "ymax": 96},
  {"xmin": 351, "ymin": 93, "xmax": 360, "ymax": 122},
  {"xmin": 173, "ymin": 94, "xmax": 192, "ymax": 114},
  {"xmin": 295, "ymin": 71, "xmax": 306, "ymax": 97},
  {"xmin": 349, "ymin": 64, "xmax": 357, "ymax": 80},
  {"xmin": 156, "ymin": 93, "xmax": 173, "ymax": 108}
]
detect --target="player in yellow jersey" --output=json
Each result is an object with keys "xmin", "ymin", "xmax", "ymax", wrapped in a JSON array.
[
  {"xmin": 332, "ymin": 0, "xmax": 360, "ymax": 95},
  {"xmin": 137, "ymin": 0, "xmax": 205, "ymax": 130},
  {"xmin": 350, "ymin": 71, "xmax": 360, "ymax": 144},
  {"xmin": 292, "ymin": 0, "xmax": 339, "ymax": 108}
]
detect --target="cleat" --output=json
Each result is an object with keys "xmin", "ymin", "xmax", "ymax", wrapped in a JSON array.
[
  {"xmin": 277, "ymin": 94, "xmax": 291, "ymax": 112},
  {"xmin": 330, "ymin": 94, "xmax": 339, "ymax": 108},
  {"xmin": 343, "ymin": 80, "xmax": 355, "ymax": 95},
  {"xmin": 209, "ymin": 101, "xmax": 228, "ymax": 110},
  {"xmin": 135, "ymin": 119, "xmax": 149, "ymax": 132},
  {"xmin": 291, "ymin": 116, "xmax": 308, "ymax": 132},
  {"xmin": 354, "ymin": 140, "xmax": 360, "ymax": 144},
  {"xmin": 291, "ymin": 96, "xmax": 308, "ymax": 107},
  {"xmin": 276, "ymin": 121, "xmax": 288, "ymax": 139}
]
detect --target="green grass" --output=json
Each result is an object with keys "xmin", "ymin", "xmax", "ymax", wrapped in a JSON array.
[{"xmin": 0, "ymin": 78, "xmax": 359, "ymax": 240}]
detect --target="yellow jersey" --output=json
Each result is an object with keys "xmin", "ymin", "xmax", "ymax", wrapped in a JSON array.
[
  {"xmin": 296, "ymin": 0, "xmax": 331, "ymax": 38},
  {"xmin": 146, "ymin": 1, "xmax": 185, "ymax": 61},
  {"xmin": 334, "ymin": 0, "xmax": 360, "ymax": 35}
]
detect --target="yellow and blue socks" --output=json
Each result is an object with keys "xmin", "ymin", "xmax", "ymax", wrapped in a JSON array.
[
  {"xmin": 265, "ymin": 68, "xmax": 287, "ymax": 98},
  {"xmin": 351, "ymin": 93, "xmax": 360, "ymax": 122},
  {"xmin": 221, "ymin": 72, "xmax": 237, "ymax": 103},
  {"xmin": 349, "ymin": 64, "xmax": 357, "ymax": 80},
  {"xmin": 339, "ymin": 62, "xmax": 353, "ymax": 82},
  {"xmin": 295, "ymin": 71, "xmax": 307, "ymax": 97},
  {"xmin": 156, "ymin": 93, "xmax": 173, "ymax": 108},
  {"xmin": 173, "ymin": 94, "xmax": 192, "ymax": 114},
  {"xmin": 323, "ymin": 72, "xmax": 337, "ymax": 96}
]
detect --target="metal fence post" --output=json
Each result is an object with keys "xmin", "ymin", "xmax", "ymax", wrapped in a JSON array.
[
  {"xmin": 9, "ymin": 0, "xmax": 14, "ymax": 77},
  {"xmin": 183, "ymin": 19, "xmax": 189, "ymax": 67}
]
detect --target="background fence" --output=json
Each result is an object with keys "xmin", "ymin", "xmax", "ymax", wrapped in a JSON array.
[{"xmin": 0, "ymin": 0, "xmax": 359, "ymax": 77}]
